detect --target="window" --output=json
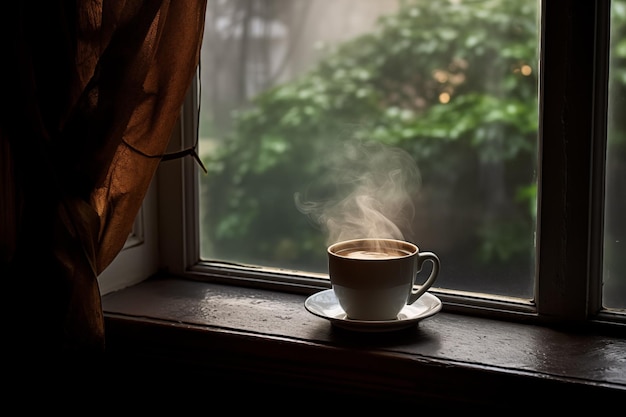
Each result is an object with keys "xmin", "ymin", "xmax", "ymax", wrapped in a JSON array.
[
  {"xmin": 100, "ymin": 0, "xmax": 625, "ymax": 327},
  {"xmin": 604, "ymin": 0, "xmax": 626, "ymax": 311},
  {"xmin": 198, "ymin": 0, "xmax": 540, "ymax": 300}
]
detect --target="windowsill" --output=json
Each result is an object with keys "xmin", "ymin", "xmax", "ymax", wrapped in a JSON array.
[{"xmin": 101, "ymin": 274, "xmax": 626, "ymax": 407}]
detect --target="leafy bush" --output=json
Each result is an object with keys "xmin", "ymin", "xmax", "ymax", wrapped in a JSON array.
[{"xmin": 201, "ymin": 0, "xmax": 624, "ymax": 281}]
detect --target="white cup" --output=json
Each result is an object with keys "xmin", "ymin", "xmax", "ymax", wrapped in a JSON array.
[{"xmin": 327, "ymin": 238, "xmax": 440, "ymax": 321}]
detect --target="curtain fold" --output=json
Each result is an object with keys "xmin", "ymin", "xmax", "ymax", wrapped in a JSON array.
[{"xmin": 0, "ymin": 1, "xmax": 207, "ymax": 354}]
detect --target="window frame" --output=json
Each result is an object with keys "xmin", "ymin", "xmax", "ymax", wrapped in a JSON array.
[
  {"xmin": 100, "ymin": 0, "xmax": 625, "ymax": 329},
  {"xmin": 535, "ymin": 0, "xmax": 608, "ymax": 323},
  {"xmin": 97, "ymin": 180, "xmax": 159, "ymax": 295}
]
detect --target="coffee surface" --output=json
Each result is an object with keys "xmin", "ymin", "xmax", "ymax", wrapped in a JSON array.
[{"xmin": 337, "ymin": 248, "xmax": 411, "ymax": 259}]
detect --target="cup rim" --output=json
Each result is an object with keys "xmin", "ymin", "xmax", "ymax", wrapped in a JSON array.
[{"xmin": 327, "ymin": 238, "xmax": 418, "ymax": 258}]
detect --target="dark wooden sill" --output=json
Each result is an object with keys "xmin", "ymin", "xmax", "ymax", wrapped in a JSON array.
[{"xmin": 101, "ymin": 274, "xmax": 626, "ymax": 408}]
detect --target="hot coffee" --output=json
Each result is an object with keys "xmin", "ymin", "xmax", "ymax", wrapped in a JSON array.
[{"xmin": 337, "ymin": 248, "xmax": 412, "ymax": 259}]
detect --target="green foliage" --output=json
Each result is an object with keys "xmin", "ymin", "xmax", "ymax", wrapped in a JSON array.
[
  {"xmin": 201, "ymin": 0, "xmax": 625, "ymax": 272},
  {"xmin": 610, "ymin": 0, "xmax": 626, "ymax": 147}
]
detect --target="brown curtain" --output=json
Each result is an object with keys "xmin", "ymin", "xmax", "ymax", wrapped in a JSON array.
[{"xmin": 0, "ymin": 1, "xmax": 207, "ymax": 358}]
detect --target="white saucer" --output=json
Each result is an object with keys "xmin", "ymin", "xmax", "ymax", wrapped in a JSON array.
[{"xmin": 304, "ymin": 289, "xmax": 442, "ymax": 332}]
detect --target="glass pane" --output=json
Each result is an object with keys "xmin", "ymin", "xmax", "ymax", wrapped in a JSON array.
[
  {"xmin": 198, "ymin": 0, "xmax": 539, "ymax": 299},
  {"xmin": 603, "ymin": 0, "xmax": 626, "ymax": 310}
]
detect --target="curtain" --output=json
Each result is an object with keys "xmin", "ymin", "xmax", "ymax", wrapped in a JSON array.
[{"xmin": 0, "ymin": 1, "xmax": 207, "ymax": 358}]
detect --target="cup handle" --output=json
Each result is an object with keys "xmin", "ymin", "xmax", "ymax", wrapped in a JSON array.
[{"xmin": 408, "ymin": 251, "xmax": 440, "ymax": 304}]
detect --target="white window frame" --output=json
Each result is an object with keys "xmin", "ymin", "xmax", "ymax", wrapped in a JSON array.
[
  {"xmin": 97, "ymin": 178, "xmax": 159, "ymax": 295},
  {"xmin": 99, "ymin": 0, "xmax": 625, "ymax": 329}
]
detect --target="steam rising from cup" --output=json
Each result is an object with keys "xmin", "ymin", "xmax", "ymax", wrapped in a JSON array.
[{"xmin": 294, "ymin": 140, "xmax": 421, "ymax": 246}]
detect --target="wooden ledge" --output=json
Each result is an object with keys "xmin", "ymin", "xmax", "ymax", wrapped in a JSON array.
[{"xmin": 101, "ymin": 275, "xmax": 626, "ymax": 407}]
